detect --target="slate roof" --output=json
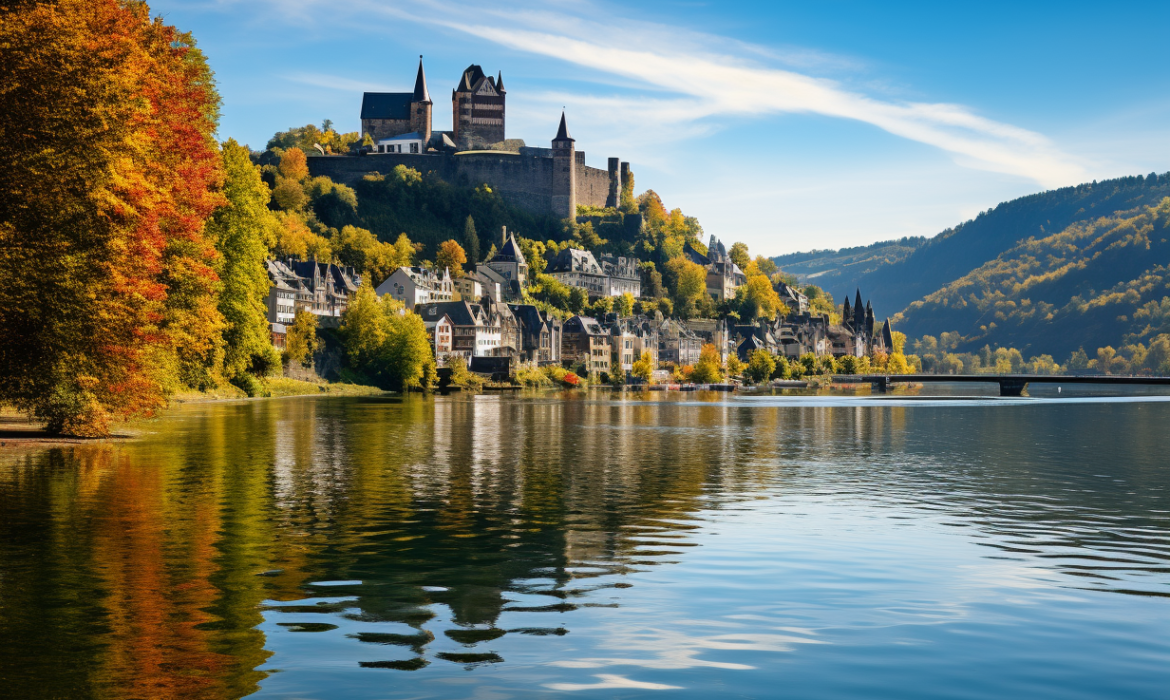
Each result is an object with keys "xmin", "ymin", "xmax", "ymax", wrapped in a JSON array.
[
  {"xmin": 547, "ymin": 248, "xmax": 601, "ymax": 275},
  {"xmin": 555, "ymin": 111, "xmax": 572, "ymax": 141},
  {"xmin": 417, "ymin": 301, "xmax": 481, "ymax": 327},
  {"xmin": 492, "ymin": 234, "xmax": 527, "ymax": 265},
  {"xmin": 361, "ymin": 92, "xmax": 414, "ymax": 120},
  {"xmin": 412, "ymin": 58, "xmax": 430, "ymax": 103}
]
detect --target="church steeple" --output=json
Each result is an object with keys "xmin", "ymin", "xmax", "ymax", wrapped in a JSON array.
[
  {"xmin": 412, "ymin": 56, "xmax": 431, "ymax": 103},
  {"xmin": 496, "ymin": 71, "xmax": 506, "ymax": 93}
]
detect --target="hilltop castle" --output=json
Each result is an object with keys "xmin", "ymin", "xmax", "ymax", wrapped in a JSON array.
[{"xmin": 311, "ymin": 58, "xmax": 628, "ymax": 219}]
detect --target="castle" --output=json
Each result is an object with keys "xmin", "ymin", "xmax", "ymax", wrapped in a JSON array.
[{"xmin": 312, "ymin": 58, "xmax": 628, "ymax": 219}]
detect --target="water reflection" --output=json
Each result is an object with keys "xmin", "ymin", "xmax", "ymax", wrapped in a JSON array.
[{"xmin": 0, "ymin": 393, "xmax": 1167, "ymax": 699}]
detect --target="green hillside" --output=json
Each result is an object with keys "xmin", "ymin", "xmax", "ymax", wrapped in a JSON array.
[
  {"xmin": 894, "ymin": 198, "xmax": 1170, "ymax": 359},
  {"xmin": 799, "ymin": 173, "xmax": 1170, "ymax": 312}
]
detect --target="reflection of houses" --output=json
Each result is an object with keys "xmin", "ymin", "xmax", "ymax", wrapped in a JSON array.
[
  {"xmin": 546, "ymin": 248, "xmax": 641, "ymax": 298},
  {"xmin": 685, "ymin": 236, "xmax": 746, "ymax": 301},
  {"xmin": 375, "ymin": 266, "xmax": 454, "ymax": 307},
  {"xmin": 509, "ymin": 304, "xmax": 562, "ymax": 365},
  {"xmin": 563, "ymin": 315, "xmax": 612, "ymax": 376}
]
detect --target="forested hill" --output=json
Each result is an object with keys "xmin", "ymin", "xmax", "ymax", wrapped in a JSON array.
[
  {"xmin": 895, "ymin": 198, "xmax": 1170, "ymax": 358},
  {"xmin": 777, "ymin": 173, "xmax": 1170, "ymax": 313},
  {"xmin": 769, "ymin": 237, "xmax": 925, "ymax": 290}
]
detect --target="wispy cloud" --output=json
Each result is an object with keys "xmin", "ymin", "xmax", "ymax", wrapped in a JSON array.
[{"xmin": 261, "ymin": 0, "xmax": 1085, "ymax": 187}]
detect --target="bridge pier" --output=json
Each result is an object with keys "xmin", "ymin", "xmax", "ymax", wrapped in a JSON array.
[
  {"xmin": 871, "ymin": 376, "xmax": 888, "ymax": 393},
  {"xmin": 999, "ymin": 378, "xmax": 1029, "ymax": 397}
]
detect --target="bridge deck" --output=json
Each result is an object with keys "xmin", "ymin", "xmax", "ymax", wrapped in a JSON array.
[{"xmin": 834, "ymin": 374, "xmax": 1170, "ymax": 396}]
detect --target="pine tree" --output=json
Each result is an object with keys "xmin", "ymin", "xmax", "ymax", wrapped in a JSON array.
[{"xmin": 463, "ymin": 215, "xmax": 480, "ymax": 266}]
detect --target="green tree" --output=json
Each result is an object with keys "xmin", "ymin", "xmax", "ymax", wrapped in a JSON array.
[
  {"xmin": 463, "ymin": 216, "xmax": 480, "ymax": 266},
  {"xmin": 1066, "ymin": 348, "xmax": 1090, "ymax": 373},
  {"xmin": 729, "ymin": 242, "xmax": 750, "ymax": 270},
  {"xmin": 569, "ymin": 287, "xmax": 589, "ymax": 314},
  {"xmin": 339, "ymin": 288, "xmax": 435, "ymax": 390},
  {"xmin": 1096, "ymin": 346, "xmax": 1118, "ymax": 375},
  {"xmin": 725, "ymin": 353, "xmax": 745, "ymax": 378},
  {"xmin": 206, "ymin": 139, "xmax": 281, "ymax": 394},
  {"xmin": 285, "ymin": 309, "xmax": 319, "ymax": 368},
  {"xmin": 746, "ymin": 350, "xmax": 776, "ymax": 383},
  {"xmin": 838, "ymin": 355, "xmax": 858, "ymax": 375}
]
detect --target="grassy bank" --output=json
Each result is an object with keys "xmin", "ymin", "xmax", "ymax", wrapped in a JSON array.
[{"xmin": 172, "ymin": 377, "xmax": 386, "ymax": 403}]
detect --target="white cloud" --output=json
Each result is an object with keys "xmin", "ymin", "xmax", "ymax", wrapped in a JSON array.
[{"xmin": 303, "ymin": 0, "xmax": 1087, "ymax": 187}]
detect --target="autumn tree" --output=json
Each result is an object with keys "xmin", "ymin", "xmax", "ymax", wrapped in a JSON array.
[
  {"xmin": 616, "ymin": 292, "xmax": 636, "ymax": 318},
  {"xmin": 206, "ymin": 139, "xmax": 281, "ymax": 394},
  {"xmin": 736, "ymin": 272, "xmax": 783, "ymax": 320},
  {"xmin": 436, "ymin": 240, "xmax": 467, "ymax": 279},
  {"xmin": 664, "ymin": 256, "xmax": 708, "ymax": 318},
  {"xmin": 632, "ymin": 351, "xmax": 654, "ymax": 384},
  {"xmin": 691, "ymin": 344, "xmax": 724, "ymax": 383},
  {"xmin": 0, "ymin": 0, "xmax": 225, "ymax": 435}
]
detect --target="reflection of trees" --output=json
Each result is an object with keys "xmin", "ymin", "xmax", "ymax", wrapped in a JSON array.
[{"xmin": 0, "ymin": 394, "xmax": 1167, "ymax": 696}]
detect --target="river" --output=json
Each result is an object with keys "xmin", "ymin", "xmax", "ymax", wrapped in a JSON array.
[{"xmin": 1, "ymin": 391, "xmax": 1167, "ymax": 699}]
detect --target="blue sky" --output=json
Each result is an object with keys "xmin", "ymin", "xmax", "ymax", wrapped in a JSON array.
[{"xmin": 154, "ymin": 0, "xmax": 1170, "ymax": 256}]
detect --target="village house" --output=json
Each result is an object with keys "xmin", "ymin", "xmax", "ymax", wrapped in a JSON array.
[
  {"xmin": 509, "ymin": 304, "xmax": 562, "ymax": 365},
  {"xmin": 685, "ymin": 236, "xmax": 746, "ymax": 301},
  {"xmin": 546, "ymin": 248, "xmax": 642, "ymax": 299},
  {"xmin": 479, "ymin": 227, "xmax": 528, "ymax": 301},
  {"xmin": 658, "ymin": 318, "xmax": 702, "ymax": 366},
  {"xmin": 375, "ymin": 266, "xmax": 454, "ymax": 307},
  {"xmin": 563, "ymin": 315, "xmax": 612, "ymax": 376},
  {"xmin": 423, "ymin": 313, "xmax": 455, "ymax": 360},
  {"xmin": 265, "ymin": 258, "xmax": 361, "ymax": 321}
]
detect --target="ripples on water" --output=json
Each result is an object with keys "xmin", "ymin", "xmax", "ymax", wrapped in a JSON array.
[{"xmin": 0, "ymin": 392, "xmax": 1167, "ymax": 699}]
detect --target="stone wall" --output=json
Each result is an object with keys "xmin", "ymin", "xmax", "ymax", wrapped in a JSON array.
[
  {"xmin": 576, "ymin": 158, "xmax": 611, "ymax": 209},
  {"xmin": 308, "ymin": 151, "xmax": 619, "ymax": 217}
]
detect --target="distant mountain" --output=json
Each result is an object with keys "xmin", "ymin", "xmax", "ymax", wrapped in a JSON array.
[
  {"xmin": 776, "ymin": 174, "xmax": 1170, "ymax": 316},
  {"xmin": 770, "ymin": 237, "xmax": 926, "ymax": 289},
  {"xmin": 895, "ymin": 199, "xmax": 1170, "ymax": 358}
]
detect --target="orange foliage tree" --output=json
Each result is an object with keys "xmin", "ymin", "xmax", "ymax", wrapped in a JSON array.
[{"xmin": 0, "ymin": 0, "xmax": 225, "ymax": 435}]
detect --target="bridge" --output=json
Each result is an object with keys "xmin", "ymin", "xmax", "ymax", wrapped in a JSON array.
[{"xmin": 836, "ymin": 374, "xmax": 1170, "ymax": 397}]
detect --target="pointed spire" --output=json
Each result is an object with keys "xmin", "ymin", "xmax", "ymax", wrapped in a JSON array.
[
  {"xmin": 412, "ymin": 55, "xmax": 431, "ymax": 103},
  {"xmin": 555, "ymin": 110, "xmax": 572, "ymax": 141},
  {"xmin": 496, "ymin": 70, "xmax": 506, "ymax": 93}
]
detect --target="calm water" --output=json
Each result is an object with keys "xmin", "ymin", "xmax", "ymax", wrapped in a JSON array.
[{"xmin": 1, "ymin": 391, "xmax": 1168, "ymax": 699}]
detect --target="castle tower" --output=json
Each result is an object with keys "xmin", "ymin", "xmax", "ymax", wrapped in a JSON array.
[
  {"xmin": 853, "ymin": 289, "xmax": 865, "ymax": 328},
  {"xmin": 409, "ymin": 56, "xmax": 432, "ymax": 145},
  {"xmin": 606, "ymin": 157, "xmax": 621, "ymax": 208},
  {"xmin": 452, "ymin": 64, "xmax": 505, "ymax": 149},
  {"xmin": 551, "ymin": 111, "xmax": 577, "ymax": 220}
]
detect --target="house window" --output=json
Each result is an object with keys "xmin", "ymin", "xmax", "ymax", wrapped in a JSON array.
[
  {"xmin": 378, "ymin": 145, "xmax": 385, "ymax": 153},
  {"xmin": 410, "ymin": 143, "xmax": 420, "ymax": 154}
]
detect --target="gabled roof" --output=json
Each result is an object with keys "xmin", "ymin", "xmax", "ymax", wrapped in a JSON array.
[
  {"xmin": 361, "ymin": 92, "xmax": 415, "ymax": 121},
  {"xmin": 456, "ymin": 64, "xmax": 498, "ymax": 93},
  {"xmin": 565, "ymin": 315, "xmax": 605, "ymax": 336},
  {"xmin": 491, "ymin": 234, "xmax": 527, "ymax": 265},
  {"xmin": 417, "ymin": 301, "xmax": 481, "ymax": 327},
  {"xmin": 683, "ymin": 241, "xmax": 708, "ymax": 266}
]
